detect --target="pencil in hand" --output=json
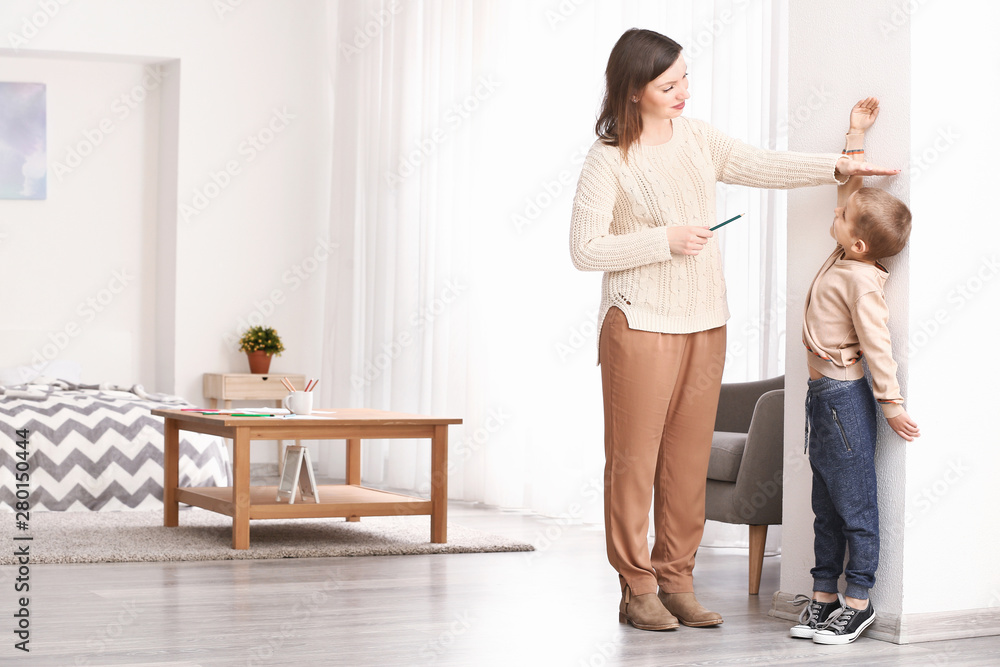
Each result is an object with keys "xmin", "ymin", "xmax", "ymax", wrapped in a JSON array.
[{"xmin": 710, "ymin": 212, "xmax": 746, "ymax": 232}]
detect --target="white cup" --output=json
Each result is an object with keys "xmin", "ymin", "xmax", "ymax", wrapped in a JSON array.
[{"xmin": 282, "ymin": 391, "xmax": 313, "ymax": 415}]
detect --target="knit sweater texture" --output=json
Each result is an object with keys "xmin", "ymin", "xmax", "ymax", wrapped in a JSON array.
[
  {"xmin": 802, "ymin": 247, "xmax": 904, "ymax": 418},
  {"xmin": 570, "ymin": 116, "xmax": 846, "ymax": 355}
]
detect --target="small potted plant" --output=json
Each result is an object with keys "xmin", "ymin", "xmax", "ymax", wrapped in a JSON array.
[{"xmin": 238, "ymin": 326, "xmax": 285, "ymax": 374}]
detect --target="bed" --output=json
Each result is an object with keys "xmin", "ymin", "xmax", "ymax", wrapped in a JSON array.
[{"xmin": 0, "ymin": 378, "xmax": 231, "ymax": 512}]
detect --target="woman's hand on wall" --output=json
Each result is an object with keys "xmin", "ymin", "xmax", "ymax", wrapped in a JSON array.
[{"xmin": 667, "ymin": 226, "xmax": 713, "ymax": 256}]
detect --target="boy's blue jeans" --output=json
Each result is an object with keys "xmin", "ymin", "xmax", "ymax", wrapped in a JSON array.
[{"xmin": 805, "ymin": 375, "xmax": 880, "ymax": 600}]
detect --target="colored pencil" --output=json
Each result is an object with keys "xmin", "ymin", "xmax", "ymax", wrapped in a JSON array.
[
  {"xmin": 281, "ymin": 377, "xmax": 295, "ymax": 393},
  {"xmin": 710, "ymin": 212, "xmax": 746, "ymax": 232}
]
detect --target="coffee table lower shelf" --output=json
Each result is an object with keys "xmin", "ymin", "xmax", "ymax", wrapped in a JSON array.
[{"xmin": 175, "ymin": 485, "xmax": 433, "ymax": 520}]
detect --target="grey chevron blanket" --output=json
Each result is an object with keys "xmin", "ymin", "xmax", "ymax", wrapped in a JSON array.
[{"xmin": 0, "ymin": 382, "xmax": 231, "ymax": 511}]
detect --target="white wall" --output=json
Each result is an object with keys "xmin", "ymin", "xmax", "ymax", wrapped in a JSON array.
[
  {"xmin": 784, "ymin": 0, "xmax": 1000, "ymax": 638},
  {"xmin": 0, "ymin": 1, "xmax": 332, "ymax": 464},
  {"xmin": 784, "ymin": 0, "xmax": 911, "ymax": 617},
  {"xmin": 905, "ymin": 0, "xmax": 1000, "ymax": 616},
  {"xmin": 0, "ymin": 54, "xmax": 162, "ymax": 384}
]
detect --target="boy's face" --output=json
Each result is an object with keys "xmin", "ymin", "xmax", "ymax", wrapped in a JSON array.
[{"xmin": 831, "ymin": 194, "xmax": 864, "ymax": 258}]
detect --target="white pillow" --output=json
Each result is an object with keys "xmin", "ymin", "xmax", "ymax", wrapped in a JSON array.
[
  {"xmin": 0, "ymin": 364, "xmax": 38, "ymax": 386},
  {"xmin": 0, "ymin": 360, "xmax": 82, "ymax": 386}
]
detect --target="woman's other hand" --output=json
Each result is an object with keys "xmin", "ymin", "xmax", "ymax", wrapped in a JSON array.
[
  {"xmin": 667, "ymin": 226, "xmax": 713, "ymax": 256},
  {"xmin": 835, "ymin": 157, "xmax": 901, "ymax": 177},
  {"xmin": 850, "ymin": 97, "xmax": 881, "ymax": 133}
]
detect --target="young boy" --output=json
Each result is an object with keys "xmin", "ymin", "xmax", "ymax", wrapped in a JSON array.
[{"xmin": 791, "ymin": 98, "xmax": 920, "ymax": 645}]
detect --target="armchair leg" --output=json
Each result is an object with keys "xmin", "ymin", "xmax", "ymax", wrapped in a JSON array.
[{"xmin": 748, "ymin": 525, "xmax": 768, "ymax": 595}]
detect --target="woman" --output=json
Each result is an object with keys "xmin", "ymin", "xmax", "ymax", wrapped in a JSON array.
[{"xmin": 569, "ymin": 28, "xmax": 898, "ymax": 631}]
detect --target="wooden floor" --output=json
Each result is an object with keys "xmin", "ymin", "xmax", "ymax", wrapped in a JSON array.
[{"xmin": 4, "ymin": 500, "xmax": 999, "ymax": 666}]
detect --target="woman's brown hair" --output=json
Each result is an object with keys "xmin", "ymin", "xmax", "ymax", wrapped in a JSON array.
[{"xmin": 596, "ymin": 29, "xmax": 684, "ymax": 162}]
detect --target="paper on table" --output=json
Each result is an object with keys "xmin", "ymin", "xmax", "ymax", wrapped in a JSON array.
[{"xmin": 184, "ymin": 408, "xmax": 290, "ymax": 414}]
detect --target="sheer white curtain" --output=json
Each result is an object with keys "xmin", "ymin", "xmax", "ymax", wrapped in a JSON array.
[{"xmin": 322, "ymin": 0, "xmax": 788, "ymax": 532}]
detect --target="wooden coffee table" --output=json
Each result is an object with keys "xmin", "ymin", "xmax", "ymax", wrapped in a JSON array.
[{"xmin": 152, "ymin": 408, "xmax": 462, "ymax": 549}]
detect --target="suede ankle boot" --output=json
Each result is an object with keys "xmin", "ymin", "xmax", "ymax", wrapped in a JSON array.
[
  {"xmin": 657, "ymin": 591, "xmax": 723, "ymax": 627},
  {"xmin": 619, "ymin": 583, "xmax": 679, "ymax": 631}
]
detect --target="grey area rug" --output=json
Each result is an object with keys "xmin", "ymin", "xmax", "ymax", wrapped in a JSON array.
[{"xmin": 0, "ymin": 509, "xmax": 534, "ymax": 565}]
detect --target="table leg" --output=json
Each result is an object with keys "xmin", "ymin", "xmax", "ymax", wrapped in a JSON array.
[
  {"xmin": 346, "ymin": 438, "xmax": 361, "ymax": 521},
  {"xmin": 163, "ymin": 418, "xmax": 179, "ymax": 527},
  {"xmin": 232, "ymin": 426, "xmax": 251, "ymax": 549},
  {"xmin": 431, "ymin": 424, "xmax": 448, "ymax": 543},
  {"xmin": 275, "ymin": 400, "xmax": 285, "ymax": 478},
  {"xmin": 212, "ymin": 399, "xmax": 233, "ymax": 481}
]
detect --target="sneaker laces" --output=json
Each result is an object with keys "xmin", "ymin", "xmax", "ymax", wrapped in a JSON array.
[
  {"xmin": 793, "ymin": 593, "xmax": 845, "ymax": 627},
  {"xmin": 820, "ymin": 604, "xmax": 857, "ymax": 632},
  {"xmin": 791, "ymin": 594, "xmax": 823, "ymax": 626}
]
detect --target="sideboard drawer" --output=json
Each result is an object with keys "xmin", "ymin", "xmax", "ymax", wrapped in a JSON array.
[
  {"xmin": 203, "ymin": 373, "xmax": 306, "ymax": 401},
  {"xmin": 225, "ymin": 375, "xmax": 289, "ymax": 400}
]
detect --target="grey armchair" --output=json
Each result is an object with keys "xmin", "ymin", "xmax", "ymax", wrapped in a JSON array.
[{"xmin": 705, "ymin": 375, "xmax": 784, "ymax": 595}]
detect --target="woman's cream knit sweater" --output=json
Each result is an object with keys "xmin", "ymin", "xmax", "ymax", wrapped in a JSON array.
[{"xmin": 570, "ymin": 116, "xmax": 846, "ymax": 352}]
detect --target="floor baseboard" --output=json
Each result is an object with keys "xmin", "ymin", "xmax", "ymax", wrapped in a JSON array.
[{"xmin": 771, "ymin": 590, "xmax": 1000, "ymax": 644}]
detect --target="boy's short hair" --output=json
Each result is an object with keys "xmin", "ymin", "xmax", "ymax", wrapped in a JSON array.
[{"xmin": 851, "ymin": 187, "xmax": 912, "ymax": 259}]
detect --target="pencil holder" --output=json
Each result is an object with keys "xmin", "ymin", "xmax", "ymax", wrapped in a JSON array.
[{"xmin": 282, "ymin": 391, "xmax": 313, "ymax": 415}]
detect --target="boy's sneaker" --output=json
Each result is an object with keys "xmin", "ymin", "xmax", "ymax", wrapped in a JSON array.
[
  {"xmin": 812, "ymin": 601, "xmax": 876, "ymax": 644},
  {"xmin": 789, "ymin": 594, "xmax": 844, "ymax": 639}
]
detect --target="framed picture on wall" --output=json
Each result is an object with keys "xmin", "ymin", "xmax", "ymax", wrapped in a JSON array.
[{"xmin": 0, "ymin": 81, "xmax": 46, "ymax": 200}]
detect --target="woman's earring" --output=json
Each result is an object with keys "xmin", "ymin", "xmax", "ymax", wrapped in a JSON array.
[{"xmin": 632, "ymin": 97, "xmax": 639, "ymax": 103}]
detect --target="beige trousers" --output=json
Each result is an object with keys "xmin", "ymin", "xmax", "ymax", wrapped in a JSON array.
[{"xmin": 599, "ymin": 307, "xmax": 726, "ymax": 595}]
